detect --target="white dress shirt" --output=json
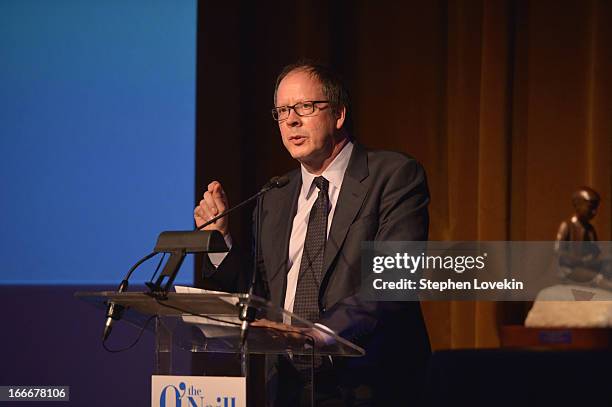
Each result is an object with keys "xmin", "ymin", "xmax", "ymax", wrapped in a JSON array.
[{"xmin": 283, "ymin": 141, "xmax": 353, "ymax": 317}]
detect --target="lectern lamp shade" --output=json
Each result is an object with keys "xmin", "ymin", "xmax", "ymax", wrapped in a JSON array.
[{"xmin": 153, "ymin": 230, "xmax": 228, "ymax": 254}]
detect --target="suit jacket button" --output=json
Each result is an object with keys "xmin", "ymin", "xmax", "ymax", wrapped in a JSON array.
[{"xmin": 321, "ymin": 307, "xmax": 326, "ymax": 313}]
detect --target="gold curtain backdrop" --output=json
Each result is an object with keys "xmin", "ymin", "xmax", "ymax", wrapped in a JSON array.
[{"xmin": 196, "ymin": 0, "xmax": 612, "ymax": 350}]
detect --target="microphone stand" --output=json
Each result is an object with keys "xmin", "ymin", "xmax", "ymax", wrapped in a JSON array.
[
  {"xmin": 200, "ymin": 177, "xmax": 286, "ymax": 350},
  {"xmin": 239, "ymin": 193, "xmax": 263, "ymax": 349},
  {"xmin": 202, "ymin": 178, "xmax": 287, "ymax": 375},
  {"xmin": 237, "ymin": 193, "xmax": 264, "ymax": 377}
]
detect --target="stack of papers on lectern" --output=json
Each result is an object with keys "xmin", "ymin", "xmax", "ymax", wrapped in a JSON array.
[{"xmin": 174, "ymin": 285, "xmax": 241, "ymax": 338}]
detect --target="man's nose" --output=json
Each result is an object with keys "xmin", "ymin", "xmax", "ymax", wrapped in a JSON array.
[{"xmin": 286, "ymin": 108, "xmax": 302, "ymax": 127}]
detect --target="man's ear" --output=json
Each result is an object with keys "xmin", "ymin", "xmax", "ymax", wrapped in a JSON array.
[{"xmin": 334, "ymin": 105, "xmax": 346, "ymax": 130}]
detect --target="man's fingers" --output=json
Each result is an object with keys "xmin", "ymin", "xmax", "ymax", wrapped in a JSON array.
[
  {"xmin": 194, "ymin": 206, "xmax": 208, "ymax": 228},
  {"xmin": 195, "ymin": 198, "xmax": 215, "ymax": 221},
  {"xmin": 203, "ymin": 191, "xmax": 218, "ymax": 215},
  {"xmin": 211, "ymin": 183, "xmax": 228, "ymax": 212},
  {"xmin": 207, "ymin": 181, "xmax": 219, "ymax": 193},
  {"xmin": 196, "ymin": 181, "xmax": 229, "ymax": 235},
  {"xmin": 196, "ymin": 200, "xmax": 207, "ymax": 217}
]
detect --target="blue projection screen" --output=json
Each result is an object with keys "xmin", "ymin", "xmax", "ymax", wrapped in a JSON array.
[{"xmin": 0, "ymin": 1, "xmax": 196, "ymax": 284}]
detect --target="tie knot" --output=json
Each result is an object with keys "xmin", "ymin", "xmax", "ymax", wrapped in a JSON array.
[{"xmin": 313, "ymin": 176, "xmax": 329, "ymax": 192}]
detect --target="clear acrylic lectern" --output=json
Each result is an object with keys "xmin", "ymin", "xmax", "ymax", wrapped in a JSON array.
[{"xmin": 75, "ymin": 290, "xmax": 365, "ymax": 406}]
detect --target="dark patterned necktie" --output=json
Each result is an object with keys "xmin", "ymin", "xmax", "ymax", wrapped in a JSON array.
[{"xmin": 293, "ymin": 176, "xmax": 329, "ymax": 324}]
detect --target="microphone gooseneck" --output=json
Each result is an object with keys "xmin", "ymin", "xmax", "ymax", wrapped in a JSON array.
[{"xmin": 196, "ymin": 175, "xmax": 289, "ymax": 231}]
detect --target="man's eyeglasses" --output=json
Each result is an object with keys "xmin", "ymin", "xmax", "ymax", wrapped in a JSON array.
[{"xmin": 271, "ymin": 100, "xmax": 330, "ymax": 121}]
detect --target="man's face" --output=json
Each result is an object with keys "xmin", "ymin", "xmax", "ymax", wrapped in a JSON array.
[{"xmin": 275, "ymin": 70, "xmax": 344, "ymax": 168}]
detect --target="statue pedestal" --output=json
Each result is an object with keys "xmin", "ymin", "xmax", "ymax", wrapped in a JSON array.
[
  {"xmin": 525, "ymin": 284, "xmax": 612, "ymax": 327},
  {"xmin": 500, "ymin": 325, "xmax": 612, "ymax": 349},
  {"xmin": 502, "ymin": 284, "xmax": 612, "ymax": 349}
]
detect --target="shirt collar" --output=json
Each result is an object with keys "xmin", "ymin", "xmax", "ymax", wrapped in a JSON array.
[{"xmin": 300, "ymin": 141, "xmax": 354, "ymax": 199}]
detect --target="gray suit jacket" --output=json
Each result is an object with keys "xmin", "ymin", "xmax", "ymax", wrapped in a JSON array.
[{"xmin": 203, "ymin": 144, "xmax": 431, "ymax": 403}]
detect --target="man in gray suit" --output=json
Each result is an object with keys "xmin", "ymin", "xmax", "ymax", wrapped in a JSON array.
[{"xmin": 194, "ymin": 62, "xmax": 430, "ymax": 406}]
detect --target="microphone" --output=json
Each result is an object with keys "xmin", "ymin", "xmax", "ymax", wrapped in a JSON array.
[
  {"xmin": 196, "ymin": 175, "xmax": 289, "ymax": 231},
  {"xmin": 262, "ymin": 175, "xmax": 290, "ymax": 190},
  {"xmin": 102, "ymin": 279, "xmax": 128, "ymax": 341}
]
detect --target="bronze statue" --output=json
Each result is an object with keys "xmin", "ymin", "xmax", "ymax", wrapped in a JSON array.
[
  {"xmin": 554, "ymin": 186, "xmax": 607, "ymax": 287},
  {"xmin": 525, "ymin": 187, "xmax": 610, "ymax": 326}
]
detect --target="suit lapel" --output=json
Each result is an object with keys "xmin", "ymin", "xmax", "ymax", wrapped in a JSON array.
[
  {"xmin": 322, "ymin": 144, "xmax": 369, "ymax": 276},
  {"xmin": 264, "ymin": 171, "xmax": 300, "ymax": 307}
]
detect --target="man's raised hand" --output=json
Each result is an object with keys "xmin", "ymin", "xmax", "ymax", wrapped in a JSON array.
[{"xmin": 194, "ymin": 181, "xmax": 229, "ymax": 236}]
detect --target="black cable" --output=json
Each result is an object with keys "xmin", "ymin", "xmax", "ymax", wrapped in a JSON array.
[
  {"xmin": 102, "ymin": 315, "xmax": 157, "ymax": 353},
  {"xmin": 148, "ymin": 252, "xmax": 166, "ymax": 284},
  {"xmin": 125, "ymin": 251, "xmax": 159, "ymax": 283}
]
